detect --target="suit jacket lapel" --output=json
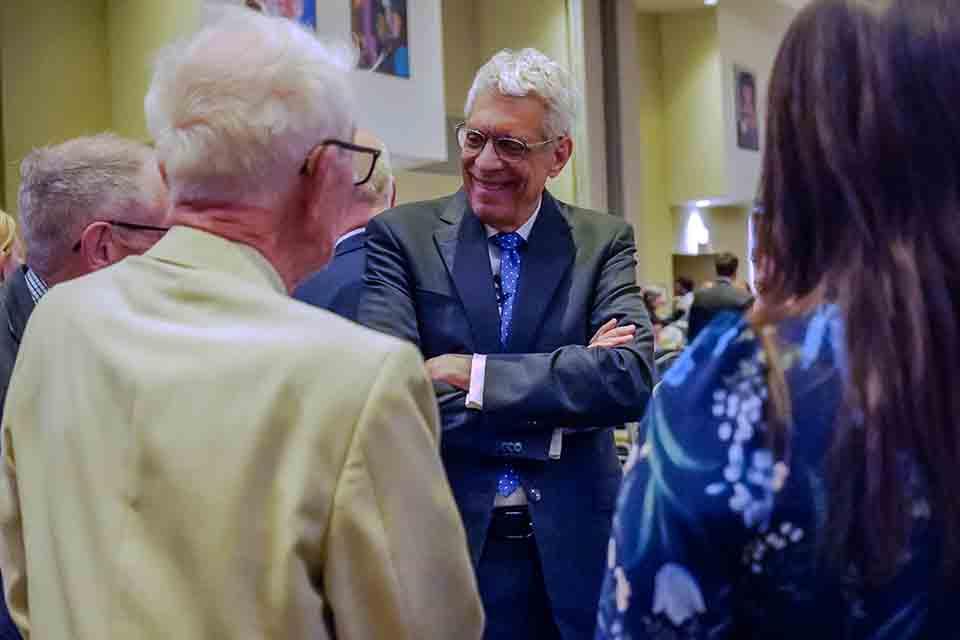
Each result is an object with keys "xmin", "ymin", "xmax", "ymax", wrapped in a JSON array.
[
  {"xmin": 7, "ymin": 267, "xmax": 36, "ymax": 346},
  {"xmin": 434, "ymin": 193, "xmax": 502, "ymax": 354},
  {"xmin": 508, "ymin": 192, "xmax": 575, "ymax": 352}
]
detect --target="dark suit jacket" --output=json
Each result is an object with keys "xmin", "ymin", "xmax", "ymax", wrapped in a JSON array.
[
  {"xmin": 687, "ymin": 279, "xmax": 753, "ymax": 342},
  {"xmin": 357, "ymin": 190, "xmax": 655, "ymax": 638},
  {"xmin": 0, "ymin": 267, "xmax": 33, "ymax": 640},
  {"xmin": 293, "ymin": 231, "xmax": 366, "ymax": 320}
]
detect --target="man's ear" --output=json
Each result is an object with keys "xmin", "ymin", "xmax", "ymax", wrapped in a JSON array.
[
  {"xmin": 80, "ymin": 223, "xmax": 113, "ymax": 272},
  {"xmin": 547, "ymin": 136, "xmax": 574, "ymax": 179},
  {"xmin": 304, "ymin": 145, "xmax": 339, "ymax": 195},
  {"xmin": 388, "ymin": 177, "xmax": 398, "ymax": 209}
]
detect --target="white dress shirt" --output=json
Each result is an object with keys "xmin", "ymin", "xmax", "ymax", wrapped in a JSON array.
[
  {"xmin": 335, "ymin": 227, "xmax": 366, "ymax": 248},
  {"xmin": 24, "ymin": 267, "xmax": 49, "ymax": 304}
]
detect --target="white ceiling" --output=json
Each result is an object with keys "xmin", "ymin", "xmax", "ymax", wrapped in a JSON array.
[{"xmin": 633, "ymin": 0, "xmax": 808, "ymax": 13}]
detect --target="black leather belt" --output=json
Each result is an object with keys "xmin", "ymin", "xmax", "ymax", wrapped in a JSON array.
[{"xmin": 489, "ymin": 506, "xmax": 534, "ymax": 540}]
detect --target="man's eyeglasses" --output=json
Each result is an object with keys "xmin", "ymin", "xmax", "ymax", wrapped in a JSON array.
[
  {"xmin": 455, "ymin": 123, "xmax": 562, "ymax": 163},
  {"xmin": 300, "ymin": 139, "xmax": 381, "ymax": 186},
  {"xmin": 72, "ymin": 220, "xmax": 170, "ymax": 252}
]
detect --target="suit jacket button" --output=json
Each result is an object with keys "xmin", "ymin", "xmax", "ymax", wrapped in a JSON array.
[
  {"xmin": 529, "ymin": 488, "xmax": 542, "ymax": 503},
  {"xmin": 528, "ymin": 420, "xmax": 539, "ymax": 427}
]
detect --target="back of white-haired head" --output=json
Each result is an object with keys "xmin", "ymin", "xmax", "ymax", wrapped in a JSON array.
[
  {"xmin": 145, "ymin": 7, "xmax": 356, "ymax": 208},
  {"xmin": 464, "ymin": 48, "xmax": 578, "ymax": 139},
  {"xmin": 18, "ymin": 133, "xmax": 155, "ymax": 279}
]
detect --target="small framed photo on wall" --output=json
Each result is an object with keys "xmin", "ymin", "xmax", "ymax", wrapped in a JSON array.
[
  {"xmin": 351, "ymin": 0, "xmax": 410, "ymax": 78},
  {"xmin": 734, "ymin": 65, "xmax": 760, "ymax": 151}
]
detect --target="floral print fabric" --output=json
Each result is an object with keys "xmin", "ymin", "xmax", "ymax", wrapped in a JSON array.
[{"xmin": 596, "ymin": 307, "xmax": 948, "ymax": 639}]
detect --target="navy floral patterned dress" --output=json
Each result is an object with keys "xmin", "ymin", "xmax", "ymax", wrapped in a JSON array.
[{"xmin": 596, "ymin": 307, "xmax": 949, "ymax": 639}]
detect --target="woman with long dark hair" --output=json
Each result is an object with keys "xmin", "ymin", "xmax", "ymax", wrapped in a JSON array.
[{"xmin": 596, "ymin": 1, "xmax": 959, "ymax": 637}]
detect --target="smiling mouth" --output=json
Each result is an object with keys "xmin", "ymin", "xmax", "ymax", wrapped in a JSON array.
[{"xmin": 472, "ymin": 176, "xmax": 514, "ymax": 192}]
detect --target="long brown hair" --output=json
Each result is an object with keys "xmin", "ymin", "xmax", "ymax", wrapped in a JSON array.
[{"xmin": 755, "ymin": 0, "xmax": 960, "ymax": 582}]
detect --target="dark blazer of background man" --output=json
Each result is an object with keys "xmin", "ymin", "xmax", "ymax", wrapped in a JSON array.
[
  {"xmin": 687, "ymin": 251, "xmax": 754, "ymax": 342},
  {"xmin": 0, "ymin": 268, "xmax": 34, "ymax": 421},
  {"xmin": 0, "ymin": 133, "xmax": 169, "ymax": 640},
  {"xmin": 294, "ymin": 129, "xmax": 395, "ymax": 320},
  {"xmin": 357, "ymin": 48, "xmax": 656, "ymax": 640}
]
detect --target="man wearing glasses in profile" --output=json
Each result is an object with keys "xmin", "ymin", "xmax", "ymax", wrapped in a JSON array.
[
  {"xmin": 0, "ymin": 9, "xmax": 481, "ymax": 640},
  {"xmin": 294, "ymin": 129, "xmax": 393, "ymax": 320},
  {"xmin": 0, "ymin": 133, "xmax": 170, "ymax": 420},
  {"xmin": 358, "ymin": 48, "xmax": 656, "ymax": 639}
]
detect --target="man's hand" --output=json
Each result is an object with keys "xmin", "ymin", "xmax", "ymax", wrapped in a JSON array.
[
  {"xmin": 425, "ymin": 354, "xmax": 473, "ymax": 391},
  {"xmin": 589, "ymin": 318, "xmax": 636, "ymax": 349}
]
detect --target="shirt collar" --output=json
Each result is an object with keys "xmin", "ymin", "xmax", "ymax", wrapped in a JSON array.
[
  {"xmin": 335, "ymin": 227, "xmax": 366, "ymax": 248},
  {"xmin": 147, "ymin": 226, "xmax": 287, "ymax": 294},
  {"xmin": 484, "ymin": 196, "xmax": 542, "ymax": 242},
  {"xmin": 24, "ymin": 267, "xmax": 48, "ymax": 304}
]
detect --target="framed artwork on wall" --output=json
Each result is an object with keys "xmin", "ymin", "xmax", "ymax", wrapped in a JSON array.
[
  {"xmin": 734, "ymin": 65, "xmax": 759, "ymax": 151},
  {"xmin": 351, "ymin": 0, "xmax": 410, "ymax": 78},
  {"xmin": 215, "ymin": 0, "xmax": 445, "ymax": 169}
]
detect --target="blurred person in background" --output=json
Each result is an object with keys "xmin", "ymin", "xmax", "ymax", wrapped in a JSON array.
[
  {"xmin": 598, "ymin": 0, "xmax": 960, "ymax": 637},
  {"xmin": 687, "ymin": 251, "xmax": 753, "ymax": 342},
  {"xmin": 0, "ymin": 213, "xmax": 20, "ymax": 284},
  {"xmin": 671, "ymin": 276, "xmax": 695, "ymax": 321},
  {"xmin": 0, "ymin": 9, "xmax": 482, "ymax": 640}
]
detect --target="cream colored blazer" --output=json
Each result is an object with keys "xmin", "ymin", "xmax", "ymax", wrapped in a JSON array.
[{"xmin": 0, "ymin": 227, "xmax": 483, "ymax": 640}]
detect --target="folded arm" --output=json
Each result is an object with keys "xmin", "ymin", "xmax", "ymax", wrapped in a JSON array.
[{"xmin": 481, "ymin": 225, "xmax": 655, "ymax": 429}]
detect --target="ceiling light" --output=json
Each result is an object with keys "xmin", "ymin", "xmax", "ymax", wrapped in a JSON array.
[
  {"xmin": 705, "ymin": 0, "xmax": 718, "ymax": 5},
  {"xmin": 695, "ymin": 199, "xmax": 712, "ymax": 208}
]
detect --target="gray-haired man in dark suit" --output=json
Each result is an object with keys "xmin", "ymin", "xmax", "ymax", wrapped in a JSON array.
[{"xmin": 357, "ymin": 47, "xmax": 656, "ymax": 640}]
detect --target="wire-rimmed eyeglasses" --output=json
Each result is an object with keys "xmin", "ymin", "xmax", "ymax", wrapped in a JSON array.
[
  {"xmin": 72, "ymin": 220, "xmax": 170, "ymax": 252},
  {"xmin": 455, "ymin": 122, "xmax": 562, "ymax": 163},
  {"xmin": 300, "ymin": 139, "xmax": 381, "ymax": 186}
]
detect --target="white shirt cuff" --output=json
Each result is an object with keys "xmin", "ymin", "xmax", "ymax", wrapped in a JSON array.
[{"xmin": 465, "ymin": 354, "xmax": 486, "ymax": 410}]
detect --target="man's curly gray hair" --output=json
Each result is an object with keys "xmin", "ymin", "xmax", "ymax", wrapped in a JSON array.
[{"xmin": 464, "ymin": 48, "xmax": 578, "ymax": 139}]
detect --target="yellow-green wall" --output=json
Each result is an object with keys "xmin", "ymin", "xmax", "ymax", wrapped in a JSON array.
[
  {"xmin": 107, "ymin": 0, "xmax": 199, "ymax": 141},
  {"xmin": 633, "ymin": 13, "xmax": 673, "ymax": 289},
  {"xmin": 441, "ymin": 0, "xmax": 479, "ymax": 118},
  {"xmin": 1, "ymin": 0, "xmax": 112, "ymax": 214},
  {"xmin": 672, "ymin": 204, "xmax": 749, "ymax": 269},
  {"xmin": 660, "ymin": 9, "xmax": 726, "ymax": 205},
  {"xmin": 706, "ymin": 205, "xmax": 749, "ymax": 269},
  {"xmin": 393, "ymin": 170, "xmax": 463, "ymax": 206},
  {"xmin": 475, "ymin": 0, "xmax": 575, "ymax": 204}
]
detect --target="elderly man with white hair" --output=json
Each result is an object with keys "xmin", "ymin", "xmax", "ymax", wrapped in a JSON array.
[
  {"xmin": 0, "ymin": 9, "xmax": 482, "ymax": 640},
  {"xmin": 358, "ymin": 48, "xmax": 656, "ymax": 639}
]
